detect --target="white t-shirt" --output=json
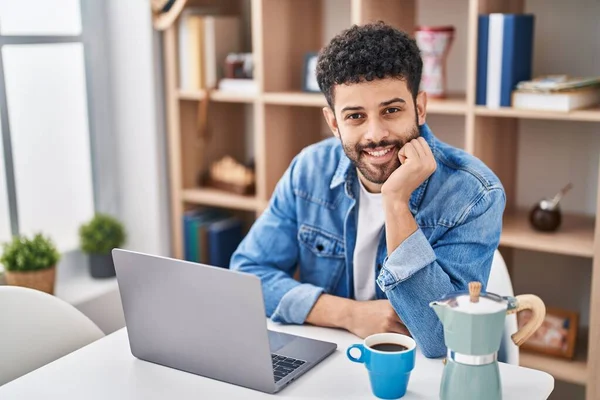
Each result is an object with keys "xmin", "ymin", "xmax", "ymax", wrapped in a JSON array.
[{"xmin": 353, "ymin": 179, "xmax": 386, "ymax": 301}]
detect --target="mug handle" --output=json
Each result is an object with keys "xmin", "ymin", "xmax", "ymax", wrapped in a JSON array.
[
  {"xmin": 506, "ymin": 294, "xmax": 546, "ymax": 346},
  {"xmin": 347, "ymin": 344, "xmax": 365, "ymax": 363}
]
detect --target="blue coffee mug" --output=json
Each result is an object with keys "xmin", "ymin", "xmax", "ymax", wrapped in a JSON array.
[{"xmin": 347, "ymin": 333, "xmax": 416, "ymax": 399}]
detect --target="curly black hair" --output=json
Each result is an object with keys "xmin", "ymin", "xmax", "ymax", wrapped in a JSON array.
[{"xmin": 316, "ymin": 21, "xmax": 422, "ymax": 108}]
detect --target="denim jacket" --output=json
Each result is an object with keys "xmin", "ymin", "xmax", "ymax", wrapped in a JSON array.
[{"xmin": 231, "ymin": 123, "xmax": 506, "ymax": 358}]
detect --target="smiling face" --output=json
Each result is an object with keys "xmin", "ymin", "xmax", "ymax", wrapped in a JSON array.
[{"xmin": 323, "ymin": 77, "xmax": 427, "ymax": 191}]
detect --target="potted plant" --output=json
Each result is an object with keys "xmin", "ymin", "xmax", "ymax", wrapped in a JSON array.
[
  {"xmin": 79, "ymin": 213, "xmax": 126, "ymax": 278},
  {"xmin": 0, "ymin": 233, "xmax": 60, "ymax": 294}
]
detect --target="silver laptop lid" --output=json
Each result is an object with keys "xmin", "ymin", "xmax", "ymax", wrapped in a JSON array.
[{"xmin": 112, "ymin": 248, "xmax": 276, "ymax": 393}]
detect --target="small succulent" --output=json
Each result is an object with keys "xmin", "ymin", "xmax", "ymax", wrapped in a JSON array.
[
  {"xmin": 79, "ymin": 213, "xmax": 126, "ymax": 255},
  {"xmin": 0, "ymin": 233, "xmax": 60, "ymax": 272}
]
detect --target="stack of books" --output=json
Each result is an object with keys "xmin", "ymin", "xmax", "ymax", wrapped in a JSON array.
[
  {"xmin": 476, "ymin": 13, "xmax": 535, "ymax": 108},
  {"xmin": 182, "ymin": 209, "xmax": 244, "ymax": 268},
  {"xmin": 512, "ymin": 75, "xmax": 600, "ymax": 112}
]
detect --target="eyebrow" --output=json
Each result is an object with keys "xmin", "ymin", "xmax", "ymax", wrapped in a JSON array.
[
  {"xmin": 380, "ymin": 97, "xmax": 406, "ymax": 107},
  {"xmin": 340, "ymin": 97, "xmax": 406, "ymax": 114}
]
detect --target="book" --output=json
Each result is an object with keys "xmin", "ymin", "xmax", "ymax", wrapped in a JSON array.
[
  {"xmin": 207, "ymin": 217, "xmax": 243, "ymax": 268},
  {"xmin": 476, "ymin": 14, "xmax": 535, "ymax": 108},
  {"xmin": 182, "ymin": 209, "xmax": 225, "ymax": 262},
  {"xmin": 512, "ymin": 87, "xmax": 600, "ymax": 111},
  {"xmin": 516, "ymin": 75, "xmax": 600, "ymax": 92}
]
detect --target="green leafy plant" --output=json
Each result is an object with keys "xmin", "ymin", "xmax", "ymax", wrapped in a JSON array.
[
  {"xmin": 0, "ymin": 233, "xmax": 60, "ymax": 272},
  {"xmin": 79, "ymin": 213, "xmax": 126, "ymax": 255}
]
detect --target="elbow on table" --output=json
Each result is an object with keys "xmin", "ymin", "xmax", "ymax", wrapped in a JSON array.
[{"xmin": 419, "ymin": 340, "xmax": 447, "ymax": 359}]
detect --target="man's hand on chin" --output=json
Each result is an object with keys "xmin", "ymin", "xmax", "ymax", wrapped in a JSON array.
[
  {"xmin": 381, "ymin": 137, "xmax": 437, "ymax": 254},
  {"xmin": 381, "ymin": 137, "xmax": 437, "ymax": 202}
]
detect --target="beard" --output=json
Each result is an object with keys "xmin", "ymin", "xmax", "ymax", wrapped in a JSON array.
[{"xmin": 340, "ymin": 124, "xmax": 420, "ymax": 184}]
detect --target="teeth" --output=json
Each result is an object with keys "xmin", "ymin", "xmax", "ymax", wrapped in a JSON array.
[{"xmin": 366, "ymin": 148, "xmax": 392, "ymax": 157}]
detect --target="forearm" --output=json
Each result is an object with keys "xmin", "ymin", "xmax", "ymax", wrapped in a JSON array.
[
  {"xmin": 305, "ymin": 293, "xmax": 354, "ymax": 329},
  {"xmin": 383, "ymin": 198, "xmax": 418, "ymax": 254},
  {"xmin": 382, "ymin": 262, "xmax": 454, "ymax": 358}
]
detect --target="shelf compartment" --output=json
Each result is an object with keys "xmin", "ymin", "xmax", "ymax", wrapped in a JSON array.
[
  {"xmin": 520, "ymin": 331, "xmax": 589, "ymax": 386},
  {"xmin": 520, "ymin": 353, "xmax": 587, "ymax": 385},
  {"xmin": 475, "ymin": 105, "xmax": 600, "ymax": 122},
  {"xmin": 426, "ymin": 93, "xmax": 468, "ymax": 115},
  {"xmin": 500, "ymin": 210, "xmax": 595, "ymax": 258},
  {"xmin": 182, "ymin": 188, "xmax": 259, "ymax": 211}
]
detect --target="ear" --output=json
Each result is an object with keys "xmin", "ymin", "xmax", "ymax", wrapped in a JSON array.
[
  {"xmin": 416, "ymin": 91, "xmax": 427, "ymax": 126},
  {"xmin": 322, "ymin": 106, "xmax": 339, "ymax": 138}
]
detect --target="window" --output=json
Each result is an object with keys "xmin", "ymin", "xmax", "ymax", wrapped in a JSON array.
[
  {"xmin": 0, "ymin": 1, "xmax": 96, "ymax": 252},
  {"xmin": 0, "ymin": 0, "xmax": 81, "ymax": 36},
  {"xmin": 0, "ymin": 124, "xmax": 10, "ymax": 244}
]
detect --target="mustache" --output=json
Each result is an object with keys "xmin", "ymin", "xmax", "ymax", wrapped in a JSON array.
[{"xmin": 356, "ymin": 140, "xmax": 402, "ymax": 152}]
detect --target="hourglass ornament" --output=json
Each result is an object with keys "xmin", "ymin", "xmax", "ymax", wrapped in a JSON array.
[{"xmin": 415, "ymin": 26, "xmax": 455, "ymax": 98}]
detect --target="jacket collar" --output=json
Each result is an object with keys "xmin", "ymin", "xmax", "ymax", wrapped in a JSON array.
[{"xmin": 329, "ymin": 123, "xmax": 436, "ymax": 214}]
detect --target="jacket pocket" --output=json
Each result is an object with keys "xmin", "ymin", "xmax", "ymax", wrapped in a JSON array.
[
  {"xmin": 298, "ymin": 224, "xmax": 345, "ymax": 258},
  {"xmin": 297, "ymin": 224, "xmax": 345, "ymax": 292}
]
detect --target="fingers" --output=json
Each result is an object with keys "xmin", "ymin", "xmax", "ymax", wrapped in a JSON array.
[
  {"xmin": 394, "ymin": 323, "xmax": 411, "ymax": 336},
  {"xmin": 387, "ymin": 322, "xmax": 411, "ymax": 336},
  {"xmin": 399, "ymin": 141, "xmax": 420, "ymax": 161},
  {"xmin": 417, "ymin": 137, "xmax": 434, "ymax": 158}
]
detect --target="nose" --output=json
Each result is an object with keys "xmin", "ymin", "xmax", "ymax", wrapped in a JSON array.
[{"xmin": 364, "ymin": 117, "xmax": 390, "ymax": 143}]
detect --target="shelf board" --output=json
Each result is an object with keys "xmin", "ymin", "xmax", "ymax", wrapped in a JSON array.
[
  {"xmin": 178, "ymin": 89, "xmax": 206, "ymax": 101},
  {"xmin": 475, "ymin": 105, "xmax": 600, "ymax": 122},
  {"xmin": 520, "ymin": 339, "xmax": 588, "ymax": 386},
  {"xmin": 520, "ymin": 353, "xmax": 587, "ymax": 385},
  {"xmin": 178, "ymin": 89, "xmax": 256, "ymax": 103},
  {"xmin": 181, "ymin": 188, "xmax": 259, "ymax": 211},
  {"xmin": 263, "ymin": 92, "xmax": 327, "ymax": 107},
  {"xmin": 263, "ymin": 91, "xmax": 467, "ymax": 115},
  {"xmin": 426, "ymin": 93, "xmax": 468, "ymax": 115},
  {"xmin": 210, "ymin": 90, "xmax": 256, "ymax": 103},
  {"xmin": 500, "ymin": 210, "xmax": 595, "ymax": 258}
]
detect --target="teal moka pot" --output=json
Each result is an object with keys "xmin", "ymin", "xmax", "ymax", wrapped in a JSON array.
[{"xmin": 430, "ymin": 282, "xmax": 545, "ymax": 400}]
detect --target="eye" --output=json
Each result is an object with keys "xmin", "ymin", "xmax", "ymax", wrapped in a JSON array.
[
  {"xmin": 384, "ymin": 107, "xmax": 401, "ymax": 114},
  {"xmin": 346, "ymin": 113, "xmax": 364, "ymax": 120}
]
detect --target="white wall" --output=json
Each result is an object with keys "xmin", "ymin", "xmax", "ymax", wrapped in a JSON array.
[{"xmin": 104, "ymin": 0, "xmax": 170, "ymax": 257}]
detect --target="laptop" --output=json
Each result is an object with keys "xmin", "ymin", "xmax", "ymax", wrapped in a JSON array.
[{"xmin": 112, "ymin": 248, "xmax": 337, "ymax": 394}]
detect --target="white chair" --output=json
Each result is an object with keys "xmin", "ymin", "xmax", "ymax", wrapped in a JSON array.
[
  {"xmin": 487, "ymin": 249, "xmax": 519, "ymax": 365},
  {"xmin": 0, "ymin": 286, "xmax": 105, "ymax": 386}
]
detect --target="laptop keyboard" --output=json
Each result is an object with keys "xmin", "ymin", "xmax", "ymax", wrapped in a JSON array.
[{"xmin": 271, "ymin": 354, "xmax": 306, "ymax": 382}]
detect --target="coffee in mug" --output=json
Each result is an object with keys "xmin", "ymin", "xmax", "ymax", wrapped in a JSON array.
[{"xmin": 371, "ymin": 343, "xmax": 408, "ymax": 352}]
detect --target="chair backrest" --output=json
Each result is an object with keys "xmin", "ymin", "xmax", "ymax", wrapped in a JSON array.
[
  {"xmin": 0, "ymin": 286, "xmax": 105, "ymax": 386},
  {"xmin": 487, "ymin": 249, "xmax": 519, "ymax": 365}
]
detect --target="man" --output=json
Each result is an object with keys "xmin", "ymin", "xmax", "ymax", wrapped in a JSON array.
[{"xmin": 231, "ymin": 22, "xmax": 505, "ymax": 358}]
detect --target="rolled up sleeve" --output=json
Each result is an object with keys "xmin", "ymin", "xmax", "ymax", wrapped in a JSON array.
[
  {"xmin": 377, "ymin": 228, "xmax": 437, "ymax": 290},
  {"xmin": 376, "ymin": 188, "xmax": 505, "ymax": 358}
]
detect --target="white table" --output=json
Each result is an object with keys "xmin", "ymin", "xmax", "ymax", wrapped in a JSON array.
[{"xmin": 0, "ymin": 320, "xmax": 554, "ymax": 399}]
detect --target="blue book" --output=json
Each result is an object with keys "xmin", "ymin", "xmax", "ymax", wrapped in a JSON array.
[
  {"xmin": 476, "ymin": 15, "xmax": 490, "ymax": 105},
  {"xmin": 477, "ymin": 14, "xmax": 534, "ymax": 107},
  {"xmin": 182, "ymin": 209, "xmax": 204, "ymax": 261},
  {"xmin": 182, "ymin": 209, "xmax": 225, "ymax": 262},
  {"xmin": 500, "ymin": 14, "xmax": 534, "ymax": 106},
  {"xmin": 207, "ymin": 217, "xmax": 243, "ymax": 268}
]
